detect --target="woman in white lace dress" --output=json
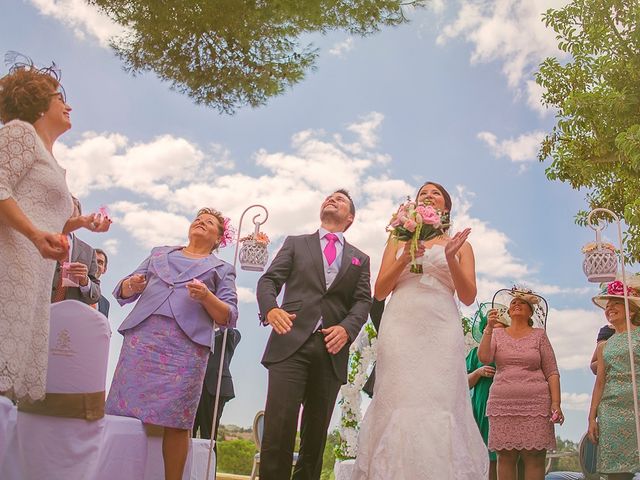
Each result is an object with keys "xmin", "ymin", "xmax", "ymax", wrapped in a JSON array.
[
  {"xmin": 0, "ymin": 61, "xmax": 75, "ymax": 401},
  {"xmin": 352, "ymin": 182, "xmax": 488, "ymax": 480}
]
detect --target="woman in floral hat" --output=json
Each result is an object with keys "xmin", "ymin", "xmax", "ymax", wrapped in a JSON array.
[
  {"xmin": 478, "ymin": 287, "xmax": 562, "ymax": 480},
  {"xmin": 588, "ymin": 276, "xmax": 640, "ymax": 479}
]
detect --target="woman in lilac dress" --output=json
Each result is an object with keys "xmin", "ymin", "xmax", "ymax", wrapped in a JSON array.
[
  {"xmin": 478, "ymin": 287, "xmax": 563, "ymax": 480},
  {"xmin": 106, "ymin": 207, "xmax": 238, "ymax": 480}
]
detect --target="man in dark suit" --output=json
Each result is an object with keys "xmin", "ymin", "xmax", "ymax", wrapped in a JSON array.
[
  {"xmin": 94, "ymin": 248, "xmax": 110, "ymax": 317},
  {"xmin": 193, "ymin": 328, "xmax": 241, "ymax": 440},
  {"xmin": 256, "ymin": 189, "xmax": 372, "ymax": 480}
]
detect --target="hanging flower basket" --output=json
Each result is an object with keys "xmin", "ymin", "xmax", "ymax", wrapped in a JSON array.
[
  {"xmin": 582, "ymin": 242, "xmax": 617, "ymax": 283},
  {"xmin": 238, "ymin": 232, "xmax": 270, "ymax": 272}
]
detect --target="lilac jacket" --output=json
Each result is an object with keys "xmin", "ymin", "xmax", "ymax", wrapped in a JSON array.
[{"xmin": 113, "ymin": 246, "xmax": 238, "ymax": 347}]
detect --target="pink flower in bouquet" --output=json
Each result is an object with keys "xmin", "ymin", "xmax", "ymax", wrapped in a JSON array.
[
  {"xmin": 417, "ymin": 205, "xmax": 441, "ymax": 226},
  {"xmin": 396, "ymin": 206, "xmax": 409, "ymax": 223},
  {"xmin": 389, "ymin": 215, "xmax": 403, "ymax": 227},
  {"xmin": 403, "ymin": 219, "xmax": 417, "ymax": 232}
]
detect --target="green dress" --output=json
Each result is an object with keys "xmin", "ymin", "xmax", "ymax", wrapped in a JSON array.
[
  {"xmin": 597, "ymin": 327, "xmax": 640, "ymax": 473},
  {"xmin": 466, "ymin": 347, "xmax": 497, "ymax": 462}
]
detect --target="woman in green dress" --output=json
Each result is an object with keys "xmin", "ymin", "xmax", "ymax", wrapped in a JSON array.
[
  {"xmin": 467, "ymin": 306, "xmax": 497, "ymax": 480},
  {"xmin": 588, "ymin": 277, "xmax": 640, "ymax": 479}
]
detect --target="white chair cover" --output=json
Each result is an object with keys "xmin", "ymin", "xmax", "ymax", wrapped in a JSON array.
[
  {"xmin": 5, "ymin": 300, "xmax": 208, "ymax": 478},
  {"xmin": 0, "ymin": 396, "xmax": 16, "ymax": 464},
  {"xmin": 190, "ymin": 439, "xmax": 216, "ymax": 480},
  {"xmin": 16, "ymin": 300, "xmax": 111, "ymax": 480},
  {"xmin": 0, "ymin": 396, "xmax": 19, "ymax": 479},
  {"xmin": 94, "ymin": 415, "xmax": 148, "ymax": 480}
]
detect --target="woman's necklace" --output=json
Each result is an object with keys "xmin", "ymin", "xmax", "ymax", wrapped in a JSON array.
[{"xmin": 182, "ymin": 248, "xmax": 209, "ymax": 257}]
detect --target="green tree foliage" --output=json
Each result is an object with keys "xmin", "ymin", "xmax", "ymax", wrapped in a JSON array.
[
  {"xmin": 217, "ymin": 438, "xmax": 256, "ymax": 475},
  {"xmin": 321, "ymin": 430, "xmax": 340, "ymax": 480},
  {"xmin": 87, "ymin": 0, "xmax": 424, "ymax": 114},
  {"xmin": 536, "ymin": 0, "xmax": 640, "ymax": 262}
]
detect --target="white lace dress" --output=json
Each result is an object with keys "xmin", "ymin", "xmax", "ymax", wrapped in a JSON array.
[
  {"xmin": 351, "ymin": 245, "xmax": 489, "ymax": 479},
  {"xmin": 0, "ymin": 120, "xmax": 73, "ymax": 401}
]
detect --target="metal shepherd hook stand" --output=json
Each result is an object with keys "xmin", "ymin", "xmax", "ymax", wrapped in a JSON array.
[
  {"xmin": 586, "ymin": 208, "xmax": 640, "ymax": 463},
  {"xmin": 205, "ymin": 204, "xmax": 270, "ymax": 480}
]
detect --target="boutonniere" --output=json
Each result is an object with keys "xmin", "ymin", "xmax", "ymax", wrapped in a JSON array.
[{"xmin": 351, "ymin": 257, "xmax": 361, "ymax": 266}]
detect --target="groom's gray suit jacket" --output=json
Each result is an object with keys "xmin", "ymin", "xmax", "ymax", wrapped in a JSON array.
[{"xmin": 256, "ymin": 231, "xmax": 372, "ymax": 383}]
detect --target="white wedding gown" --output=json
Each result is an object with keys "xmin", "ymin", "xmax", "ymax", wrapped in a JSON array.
[{"xmin": 351, "ymin": 245, "xmax": 489, "ymax": 479}]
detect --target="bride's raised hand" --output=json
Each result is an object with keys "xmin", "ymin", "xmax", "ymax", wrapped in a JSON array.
[{"xmin": 444, "ymin": 228, "xmax": 471, "ymax": 261}]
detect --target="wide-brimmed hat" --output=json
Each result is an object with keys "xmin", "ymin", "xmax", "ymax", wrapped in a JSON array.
[
  {"xmin": 492, "ymin": 286, "xmax": 548, "ymax": 329},
  {"xmin": 592, "ymin": 274, "xmax": 640, "ymax": 310},
  {"xmin": 471, "ymin": 302, "xmax": 507, "ymax": 343}
]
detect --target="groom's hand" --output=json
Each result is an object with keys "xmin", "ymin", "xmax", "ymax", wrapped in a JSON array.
[
  {"xmin": 266, "ymin": 308, "xmax": 296, "ymax": 334},
  {"xmin": 321, "ymin": 326, "xmax": 349, "ymax": 354}
]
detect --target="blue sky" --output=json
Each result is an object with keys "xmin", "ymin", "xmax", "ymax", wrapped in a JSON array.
[{"xmin": 2, "ymin": 0, "xmax": 622, "ymax": 442}]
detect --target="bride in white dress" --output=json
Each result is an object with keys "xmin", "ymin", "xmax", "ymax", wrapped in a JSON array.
[{"xmin": 352, "ymin": 182, "xmax": 488, "ymax": 480}]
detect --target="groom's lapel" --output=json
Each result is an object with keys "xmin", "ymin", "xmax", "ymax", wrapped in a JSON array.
[
  {"xmin": 305, "ymin": 232, "xmax": 327, "ymax": 290},
  {"xmin": 328, "ymin": 242, "xmax": 355, "ymax": 292}
]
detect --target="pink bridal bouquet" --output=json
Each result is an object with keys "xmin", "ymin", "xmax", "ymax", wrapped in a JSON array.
[{"xmin": 386, "ymin": 197, "xmax": 450, "ymax": 273}]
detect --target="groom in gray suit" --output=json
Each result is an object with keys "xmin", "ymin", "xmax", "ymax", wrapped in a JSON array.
[{"xmin": 256, "ymin": 189, "xmax": 372, "ymax": 480}]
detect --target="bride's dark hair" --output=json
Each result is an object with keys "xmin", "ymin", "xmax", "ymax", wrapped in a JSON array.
[{"xmin": 416, "ymin": 181, "xmax": 452, "ymax": 213}]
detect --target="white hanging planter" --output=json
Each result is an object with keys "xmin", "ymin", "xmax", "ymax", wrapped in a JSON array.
[
  {"xmin": 582, "ymin": 232, "xmax": 617, "ymax": 283},
  {"xmin": 238, "ymin": 239, "xmax": 269, "ymax": 272}
]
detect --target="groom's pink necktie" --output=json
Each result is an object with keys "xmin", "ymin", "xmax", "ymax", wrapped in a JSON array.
[{"xmin": 323, "ymin": 233, "xmax": 338, "ymax": 266}]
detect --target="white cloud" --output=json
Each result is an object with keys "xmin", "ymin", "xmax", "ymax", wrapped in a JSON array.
[
  {"xmin": 55, "ymin": 132, "xmax": 221, "ymax": 200},
  {"xmin": 344, "ymin": 112, "xmax": 386, "ymax": 151},
  {"xmin": 562, "ymin": 392, "xmax": 591, "ymax": 412},
  {"xmin": 101, "ymin": 238, "xmax": 119, "ymax": 256},
  {"xmin": 477, "ymin": 130, "xmax": 545, "ymax": 163},
  {"xmin": 453, "ymin": 187, "xmax": 529, "ymax": 280},
  {"xmin": 56, "ymin": 113, "xmax": 587, "ymax": 312},
  {"xmin": 547, "ymin": 308, "xmax": 604, "ymax": 370},
  {"xmin": 109, "ymin": 201, "xmax": 191, "ymax": 249},
  {"xmin": 237, "ymin": 287, "xmax": 256, "ymax": 304},
  {"xmin": 28, "ymin": 0, "xmax": 125, "ymax": 47},
  {"xmin": 437, "ymin": 0, "xmax": 570, "ymax": 114},
  {"xmin": 328, "ymin": 38, "xmax": 354, "ymax": 57},
  {"xmin": 429, "ymin": 0, "xmax": 446, "ymax": 14}
]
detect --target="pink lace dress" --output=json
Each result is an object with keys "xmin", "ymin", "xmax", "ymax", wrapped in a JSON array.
[{"xmin": 486, "ymin": 328, "xmax": 559, "ymax": 451}]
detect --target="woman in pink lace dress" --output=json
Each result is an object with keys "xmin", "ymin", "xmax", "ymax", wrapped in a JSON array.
[{"xmin": 478, "ymin": 287, "xmax": 563, "ymax": 480}]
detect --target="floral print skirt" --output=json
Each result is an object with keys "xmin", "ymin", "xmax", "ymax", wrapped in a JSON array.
[{"xmin": 106, "ymin": 314, "xmax": 209, "ymax": 429}]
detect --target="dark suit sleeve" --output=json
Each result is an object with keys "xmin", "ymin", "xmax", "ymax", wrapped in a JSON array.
[
  {"xmin": 370, "ymin": 297, "xmax": 385, "ymax": 332},
  {"xmin": 338, "ymin": 254, "xmax": 372, "ymax": 341},
  {"xmin": 99, "ymin": 296, "xmax": 110, "ymax": 317},
  {"xmin": 214, "ymin": 265, "xmax": 239, "ymax": 328},
  {"xmin": 256, "ymin": 236, "xmax": 295, "ymax": 323}
]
